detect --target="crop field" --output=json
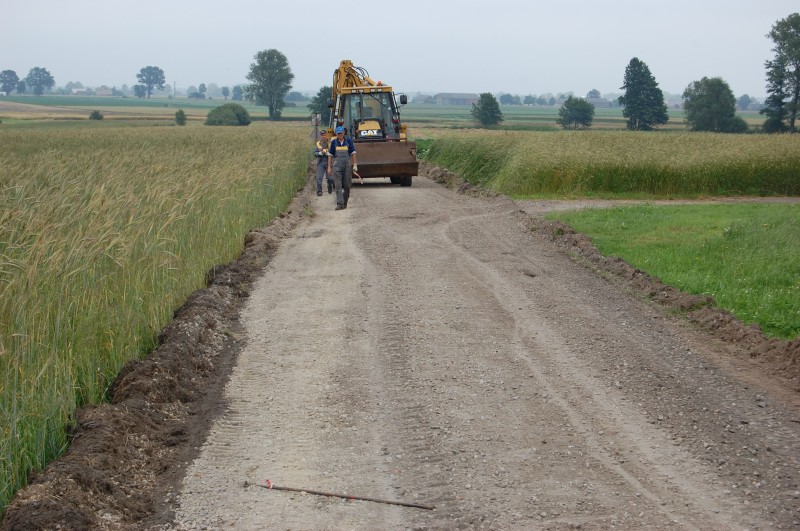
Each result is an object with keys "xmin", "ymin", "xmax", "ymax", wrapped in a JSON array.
[
  {"xmin": 423, "ymin": 129, "xmax": 800, "ymax": 197},
  {"xmin": 2, "ymin": 95, "xmax": 767, "ymax": 131},
  {"xmin": 398, "ymin": 103, "xmax": 766, "ymax": 131},
  {"xmin": 0, "ymin": 95, "xmax": 310, "ymax": 127},
  {"xmin": 0, "ymin": 95, "xmax": 266, "ymax": 113},
  {"xmin": 0, "ymin": 123, "xmax": 310, "ymax": 511}
]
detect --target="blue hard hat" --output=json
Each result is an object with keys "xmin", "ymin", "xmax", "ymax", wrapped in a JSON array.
[{"xmin": 335, "ymin": 126, "xmax": 344, "ymax": 134}]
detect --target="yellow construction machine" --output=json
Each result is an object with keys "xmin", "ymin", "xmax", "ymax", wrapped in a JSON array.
[{"xmin": 326, "ymin": 60, "xmax": 418, "ymax": 186}]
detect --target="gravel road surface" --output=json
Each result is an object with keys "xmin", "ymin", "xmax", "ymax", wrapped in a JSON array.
[{"xmin": 169, "ymin": 175, "xmax": 800, "ymax": 529}]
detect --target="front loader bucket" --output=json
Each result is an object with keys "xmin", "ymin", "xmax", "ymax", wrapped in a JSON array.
[{"xmin": 354, "ymin": 141, "xmax": 418, "ymax": 179}]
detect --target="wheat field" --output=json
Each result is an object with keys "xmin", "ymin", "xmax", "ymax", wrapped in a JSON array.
[
  {"xmin": 424, "ymin": 130, "xmax": 800, "ymax": 197},
  {"xmin": 0, "ymin": 124, "xmax": 310, "ymax": 511}
]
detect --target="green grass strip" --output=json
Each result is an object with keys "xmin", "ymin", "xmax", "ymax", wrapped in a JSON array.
[{"xmin": 546, "ymin": 203, "xmax": 800, "ymax": 339}]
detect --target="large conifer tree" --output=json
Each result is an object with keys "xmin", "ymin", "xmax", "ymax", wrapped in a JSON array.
[
  {"xmin": 470, "ymin": 93, "xmax": 503, "ymax": 127},
  {"xmin": 761, "ymin": 13, "xmax": 800, "ymax": 133},
  {"xmin": 618, "ymin": 58, "xmax": 668, "ymax": 131}
]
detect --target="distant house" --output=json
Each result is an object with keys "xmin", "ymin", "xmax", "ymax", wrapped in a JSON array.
[
  {"xmin": 95, "ymin": 86, "xmax": 113, "ymax": 97},
  {"xmin": 433, "ymin": 93, "xmax": 480, "ymax": 105},
  {"xmin": 71, "ymin": 88, "xmax": 92, "ymax": 95}
]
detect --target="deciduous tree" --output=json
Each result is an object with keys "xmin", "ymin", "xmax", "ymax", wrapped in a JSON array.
[
  {"xmin": 244, "ymin": 49, "xmax": 294, "ymax": 119},
  {"xmin": 761, "ymin": 13, "xmax": 800, "ymax": 133},
  {"xmin": 307, "ymin": 85, "xmax": 332, "ymax": 119},
  {"xmin": 25, "ymin": 67, "xmax": 55, "ymax": 96},
  {"xmin": 206, "ymin": 83, "xmax": 221, "ymax": 98},
  {"xmin": 736, "ymin": 94, "xmax": 753, "ymax": 111},
  {"xmin": 205, "ymin": 103, "xmax": 251, "ymax": 126},
  {"xmin": 63, "ymin": 81, "xmax": 84, "ymax": 94},
  {"xmin": 682, "ymin": 77, "xmax": 747, "ymax": 133},
  {"xmin": 498, "ymin": 93, "xmax": 521, "ymax": 105},
  {"xmin": 1, "ymin": 70, "xmax": 19, "ymax": 94},
  {"xmin": 136, "ymin": 66, "xmax": 165, "ymax": 99},
  {"xmin": 175, "ymin": 109, "xmax": 187, "ymax": 126},
  {"xmin": 221, "ymin": 87, "xmax": 230, "ymax": 100},
  {"xmin": 557, "ymin": 96, "xmax": 595, "ymax": 129},
  {"xmin": 471, "ymin": 92, "xmax": 503, "ymax": 127},
  {"xmin": 232, "ymin": 85, "xmax": 243, "ymax": 101},
  {"xmin": 618, "ymin": 57, "xmax": 668, "ymax": 130}
]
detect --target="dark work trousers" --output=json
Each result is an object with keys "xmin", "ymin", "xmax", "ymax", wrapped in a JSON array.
[
  {"xmin": 315, "ymin": 160, "xmax": 330, "ymax": 194},
  {"xmin": 333, "ymin": 154, "xmax": 352, "ymax": 208}
]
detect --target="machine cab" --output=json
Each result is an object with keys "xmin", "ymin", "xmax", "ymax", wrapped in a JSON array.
[{"xmin": 335, "ymin": 90, "xmax": 407, "ymax": 142}]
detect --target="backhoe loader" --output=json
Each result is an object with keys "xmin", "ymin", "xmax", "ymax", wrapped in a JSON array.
[{"xmin": 326, "ymin": 60, "xmax": 418, "ymax": 186}]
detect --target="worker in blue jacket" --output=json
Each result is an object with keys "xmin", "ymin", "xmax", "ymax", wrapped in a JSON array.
[{"xmin": 327, "ymin": 126, "xmax": 358, "ymax": 210}]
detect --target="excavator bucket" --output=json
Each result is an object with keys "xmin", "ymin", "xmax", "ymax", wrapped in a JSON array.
[{"xmin": 354, "ymin": 141, "xmax": 418, "ymax": 179}]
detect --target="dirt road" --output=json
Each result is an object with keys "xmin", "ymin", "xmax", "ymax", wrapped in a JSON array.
[
  {"xmin": 3, "ymin": 168, "xmax": 798, "ymax": 530},
  {"xmin": 168, "ymin": 175, "xmax": 800, "ymax": 529}
]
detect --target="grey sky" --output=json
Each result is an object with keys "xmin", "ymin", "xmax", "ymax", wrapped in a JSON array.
[{"xmin": 3, "ymin": 0, "xmax": 797, "ymax": 99}]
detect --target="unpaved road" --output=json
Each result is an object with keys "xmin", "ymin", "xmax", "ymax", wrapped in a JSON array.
[
  {"xmin": 168, "ymin": 175, "xmax": 800, "ymax": 529},
  {"xmin": 3, "ymin": 169, "xmax": 798, "ymax": 530}
]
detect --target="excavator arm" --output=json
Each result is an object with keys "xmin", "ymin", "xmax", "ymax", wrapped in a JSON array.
[{"xmin": 333, "ymin": 60, "xmax": 380, "ymax": 94}]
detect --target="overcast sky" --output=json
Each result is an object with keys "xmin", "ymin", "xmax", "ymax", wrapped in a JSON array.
[{"xmin": 3, "ymin": 0, "xmax": 797, "ymax": 99}]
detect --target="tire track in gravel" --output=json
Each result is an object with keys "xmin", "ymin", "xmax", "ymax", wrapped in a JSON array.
[
  {"xmin": 434, "ymin": 206, "xmax": 745, "ymax": 528},
  {"xmin": 172, "ymin": 176, "xmax": 799, "ymax": 530}
]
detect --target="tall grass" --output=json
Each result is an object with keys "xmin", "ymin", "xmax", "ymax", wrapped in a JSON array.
[
  {"xmin": 0, "ymin": 124, "xmax": 309, "ymax": 512},
  {"xmin": 424, "ymin": 130, "xmax": 800, "ymax": 197}
]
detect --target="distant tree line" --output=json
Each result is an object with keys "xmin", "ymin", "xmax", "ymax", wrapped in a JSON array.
[
  {"xmin": 0, "ymin": 67, "xmax": 54, "ymax": 96},
  {"xmin": 471, "ymin": 10, "xmax": 798, "ymax": 134},
  {"xmin": 3, "ymin": 12, "xmax": 797, "ymax": 133}
]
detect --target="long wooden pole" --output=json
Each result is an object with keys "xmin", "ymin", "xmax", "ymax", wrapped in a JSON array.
[{"xmin": 257, "ymin": 480, "xmax": 435, "ymax": 510}]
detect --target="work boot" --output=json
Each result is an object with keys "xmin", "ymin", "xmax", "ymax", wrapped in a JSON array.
[{"xmin": 335, "ymin": 204, "xmax": 344, "ymax": 210}]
